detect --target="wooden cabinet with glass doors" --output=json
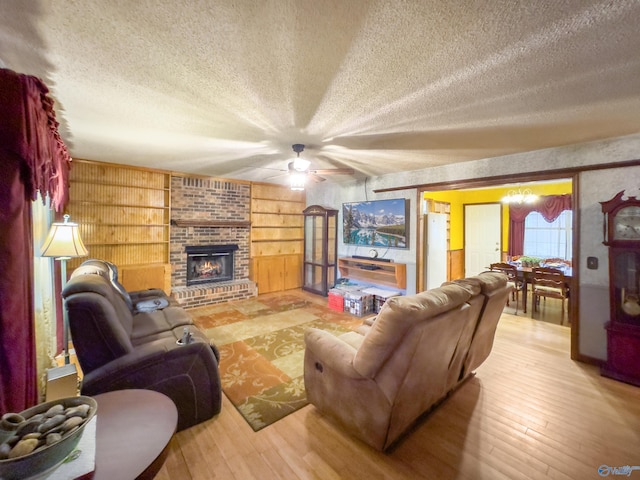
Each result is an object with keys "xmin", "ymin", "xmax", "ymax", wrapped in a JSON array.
[{"xmin": 303, "ymin": 205, "xmax": 338, "ymax": 296}]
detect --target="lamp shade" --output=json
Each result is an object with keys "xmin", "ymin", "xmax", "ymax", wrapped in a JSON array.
[{"xmin": 40, "ymin": 214, "xmax": 88, "ymax": 259}]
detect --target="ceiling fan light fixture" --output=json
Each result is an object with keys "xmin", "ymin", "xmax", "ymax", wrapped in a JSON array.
[
  {"xmin": 292, "ymin": 157, "xmax": 310, "ymax": 172},
  {"xmin": 290, "ymin": 172, "xmax": 306, "ymax": 191}
]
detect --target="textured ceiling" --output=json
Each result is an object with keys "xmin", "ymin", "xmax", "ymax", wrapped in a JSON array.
[{"xmin": 1, "ymin": 0, "xmax": 640, "ymax": 186}]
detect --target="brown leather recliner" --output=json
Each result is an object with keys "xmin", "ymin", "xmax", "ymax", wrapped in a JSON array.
[
  {"xmin": 71, "ymin": 259, "xmax": 172, "ymax": 313},
  {"xmin": 62, "ymin": 264, "xmax": 222, "ymax": 431},
  {"xmin": 304, "ymin": 271, "xmax": 509, "ymax": 451}
]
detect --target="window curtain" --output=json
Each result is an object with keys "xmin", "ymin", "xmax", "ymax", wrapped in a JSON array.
[
  {"xmin": 508, "ymin": 194, "xmax": 572, "ymax": 257},
  {"xmin": 33, "ymin": 195, "xmax": 57, "ymax": 401},
  {"xmin": 0, "ymin": 68, "xmax": 71, "ymax": 413}
]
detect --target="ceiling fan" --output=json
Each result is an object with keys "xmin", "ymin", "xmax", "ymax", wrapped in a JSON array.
[{"xmin": 285, "ymin": 143, "xmax": 355, "ymax": 186}]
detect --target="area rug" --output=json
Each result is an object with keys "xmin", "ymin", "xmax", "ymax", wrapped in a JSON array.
[{"xmin": 188, "ymin": 294, "xmax": 365, "ymax": 431}]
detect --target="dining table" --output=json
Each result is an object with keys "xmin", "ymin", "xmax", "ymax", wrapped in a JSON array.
[{"xmin": 511, "ymin": 264, "xmax": 573, "ymax": 314}]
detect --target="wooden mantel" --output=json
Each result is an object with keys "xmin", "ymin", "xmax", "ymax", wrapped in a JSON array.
[{"xmin": 171, "ymin": 219, "xmax": 251, "ymax": 227}]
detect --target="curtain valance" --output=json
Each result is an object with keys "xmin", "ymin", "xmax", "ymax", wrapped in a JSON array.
[
  {"xmin": 508, "ymin": 194, "xmax": 572, "ymax": 257},
  {"xmin": 0, "ymin": 68, "xmax": 71, "ymax": 211}
]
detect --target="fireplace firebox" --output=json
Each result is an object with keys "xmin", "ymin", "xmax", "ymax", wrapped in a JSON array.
[{"xmin": 185, "ymin": 244, "xmax": 238, "ymax": 286}]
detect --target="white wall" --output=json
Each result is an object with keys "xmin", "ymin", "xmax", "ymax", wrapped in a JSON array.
[
  {"xmin": 307, "ymin": 133, "xmax": 640, "ymax": 360},
  {"xmin": 309, "ymin": 181, "xmax": 418, "ymax": 294}
]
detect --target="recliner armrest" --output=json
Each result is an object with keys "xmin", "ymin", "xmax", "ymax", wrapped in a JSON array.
[
  {"xmin": 304, "ymin": 328, "xmax": 362, "ymax": 379},
  {"xmin": 129, "ymin": 288, "xmax": 173, "ymax": 313},
  {"xmin": 129, "ymin": 288, "xmax": 169, "ymax": 300},
  {"xmin": 81, "ymin": 337, "xmax": 217, "ymax": 391}
]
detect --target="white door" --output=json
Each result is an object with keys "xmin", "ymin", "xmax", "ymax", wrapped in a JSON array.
[
  {"xmin": 425, "ymin": 213, "xmax": 448, "ymax": 289},
  {"xmin": 465, "ymin": 203, "xmax": 501, "ymax": 277}
]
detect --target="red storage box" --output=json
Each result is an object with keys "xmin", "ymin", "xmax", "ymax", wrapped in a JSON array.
[{"xmin": 328, "ymin": 290, "xmax": 345, "ymax": 312}]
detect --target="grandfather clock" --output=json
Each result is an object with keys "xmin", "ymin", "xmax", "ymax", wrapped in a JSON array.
[
  {"xmin": 600, "ymin": 190, "xmax": 640, "ymax": 386},
  {"xmin": 303, "ymin": 205, "xmax": 338, "ymax": 296}
]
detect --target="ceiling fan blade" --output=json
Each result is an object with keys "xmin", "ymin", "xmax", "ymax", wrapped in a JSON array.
[
  {"xmin": 255, "ymin": 166, "xmax": 288, "ymax": 172},
  {"xmin": 310, "ymin": 168, "xmax": 355, "ymax": 175},
  {"xmin": 308, "ymin": 173, "xmax": 326, "ymax": 183},
  {"xmin": 264, "ymin": 171, "xmax": 288, "ymax": 180}
]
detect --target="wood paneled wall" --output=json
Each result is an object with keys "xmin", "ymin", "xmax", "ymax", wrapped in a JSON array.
[
  {"xmin": 66, "ymin": 160, "xmax": 172, "ymax": 291},
  {"xmin": 450, "ymin": 249, "xmax": 465, "ymax": 280},
  {"xmin": 250, "ymin": 183, "xmax": 305, "ymax": 293},
  {"xmin": 67, "ymin": 161, "xmax": 305, "ymax": 296}
]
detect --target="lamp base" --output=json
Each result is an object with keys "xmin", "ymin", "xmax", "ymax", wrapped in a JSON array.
[{"xmin": 46, "ymin": 364, "xmax": 79, "ymax": 401}]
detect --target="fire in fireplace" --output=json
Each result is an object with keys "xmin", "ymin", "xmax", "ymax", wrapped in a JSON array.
[{"xmin": 185, "ymin": 244, "xmax": 238, "ymax": 286}]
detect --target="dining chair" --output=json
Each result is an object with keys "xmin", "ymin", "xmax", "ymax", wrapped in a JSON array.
[
  {"xmin": 542, "ymin": 258, "xmax": 572, "ymax": 268},
  {"xmin": 531, "ymin": 267, "xmax": 569, "ymax": 324},
  {"xmin": 490, "ymin": 262, "xmax": 524, "ymax": 314}
]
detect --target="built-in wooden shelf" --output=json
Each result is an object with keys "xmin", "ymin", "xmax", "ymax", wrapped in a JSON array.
[
  {"xmin": 338, "ymin": 257, "xmax": 406, "ymax": 290},
  {"xmin": 171, "ymin": 220, "xmax": 251, "ymax": 227}
]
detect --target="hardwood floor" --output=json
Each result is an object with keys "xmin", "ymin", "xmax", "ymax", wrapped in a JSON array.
[
  {"xmin": 503, "ymin": 289, "xmax": 568, "ymax": 326},
  {"xmin": 156, "ymin": 291, "xmax": 640, "ymax": 480}
]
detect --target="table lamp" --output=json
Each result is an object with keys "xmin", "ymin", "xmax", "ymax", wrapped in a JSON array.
[{"xmin": 40, "ymin": 214, "xmax": 88, "ymax": 364}]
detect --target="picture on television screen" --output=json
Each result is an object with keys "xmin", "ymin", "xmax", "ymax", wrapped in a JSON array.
[{"xmin": 342, "ymin": 198, "xmax": 408, "ymax": 248}]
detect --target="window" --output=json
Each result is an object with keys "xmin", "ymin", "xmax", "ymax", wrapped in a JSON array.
[{"xmin": 523, "ymin": 210, "xmax": 572, "ymax": 259}]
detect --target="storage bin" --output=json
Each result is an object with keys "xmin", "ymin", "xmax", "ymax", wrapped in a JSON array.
[
  {"xmin": 328, "ymin": 289, "xmax": 345, "ymax": 312},
  {"xmin": 362, "ymin": 287, "xmax": 401, "ymax": 313},
  {"xmin": 343, "ymin": 291, "xmax": 374, "ymax": 317}
]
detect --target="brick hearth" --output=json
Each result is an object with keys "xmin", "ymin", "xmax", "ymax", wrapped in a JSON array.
[{"xmin": 172, "ymin": 280, "xmax": 257, "ymax": 309}]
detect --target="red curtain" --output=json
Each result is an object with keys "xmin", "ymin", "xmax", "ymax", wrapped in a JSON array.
[
  {"xmin": 508, "ymin": 194, "xmax": 572, "ymax": 257},
  {"xmin": 0, "ymin": 68, "xmax": 71, "ymax": 414}
]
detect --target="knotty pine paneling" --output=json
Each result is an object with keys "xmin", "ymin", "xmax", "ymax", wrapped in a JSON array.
[
  {"xmin": 69, "ymin": 243, "xmax": 169, "ymax": 268},
  {"xmin": 250, "ymin": 183, "xmax": 305, "ymax": 293},
  {"xmin": 250, "ymin": 227, "xmax": 304, "ymax": 242},
  {"xmin": 119, "ymin": 263, "xmax": 171, "ymax": 292},
  {"xmin": 450, "ymin": 249, "xmax": 464, "ymax": 280},
  {"xmin": 71, "ymin": 161, "xmax": 167, "ymax": 189},
  {"xmin": 67, "ymin": 204, "xmax": 168, "ymax": 225},
  {"xmin": 81, "ymin": 225, "xmax": 168, "ymax": 245},
  {"xmin": 71, "ymin": 182, "xmax": 167, "ymax": 208},
  {"xmin": 66, "ymin": 160, "xmax": 171, "ymax": 292},
  {"xmin": 251, "ymin": 212, "xmax": 304, "ymax": 227},
  {"xmin": 251, "ymin": 198, "xmax": 305, "ymax": 215},
  {"xmin": 251, "ymin": 240, "xmax": 303, "ymax": 257},
  {"xmin": 252, "ymin": 183, "xmax": 305, "ymax": 203}
]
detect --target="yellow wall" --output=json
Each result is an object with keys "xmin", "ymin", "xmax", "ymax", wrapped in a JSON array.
[{"xmin": 423, "ymin": 181, "xmax": 572, "ymax": 251}]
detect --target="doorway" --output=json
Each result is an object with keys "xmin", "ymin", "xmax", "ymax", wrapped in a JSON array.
[
  {"xmin": 464, "ymin": 203, "xmax": 501, "ymax": 277},
  {"xmin": 418, "ymin": 176, "xmax": 578, "ymax": 359}
]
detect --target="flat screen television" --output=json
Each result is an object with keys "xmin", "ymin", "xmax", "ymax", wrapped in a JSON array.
[{"xmin": 342, "ymin": 198, "xmax": 409, "ymax": 249}]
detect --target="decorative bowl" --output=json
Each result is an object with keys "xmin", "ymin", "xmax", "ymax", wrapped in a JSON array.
[{"xmin": 0, "ymin": 396, "xmax": 97, "ymax": 480}]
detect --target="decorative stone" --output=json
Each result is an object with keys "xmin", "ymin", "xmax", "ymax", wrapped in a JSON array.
[
  {"xmin": 61, "ymin": 416, "xmax": 84, "ymax": 432},
  {"xmin": 8, "ymin": 438, "xmax": 38, "ymax": 458},
  {"xmin": 37, "ymin": 414, "xmax": 66, "ymax": 434},
  {"xmin": 15, "ymin": 419, "xmax": 40, "ymax": 437},
  {"xmin": 64, "ymin": 404, "xmax": 90, "ymax": 419},
  {"xmin": 0, "ymin": 442, "xmax": 11, "ymax": 459},
  {"xmin": 44, "ymin": 404, "xmax": 64, "ymax": 417},
  {"xmin": 45, "ymin": 433, "xmax": 62, "ymax": 446}
]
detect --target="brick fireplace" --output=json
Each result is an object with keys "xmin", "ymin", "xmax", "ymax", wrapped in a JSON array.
[{"xmin": 170, "ymin": 176, "xmax": 257, "ymax": 308}]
